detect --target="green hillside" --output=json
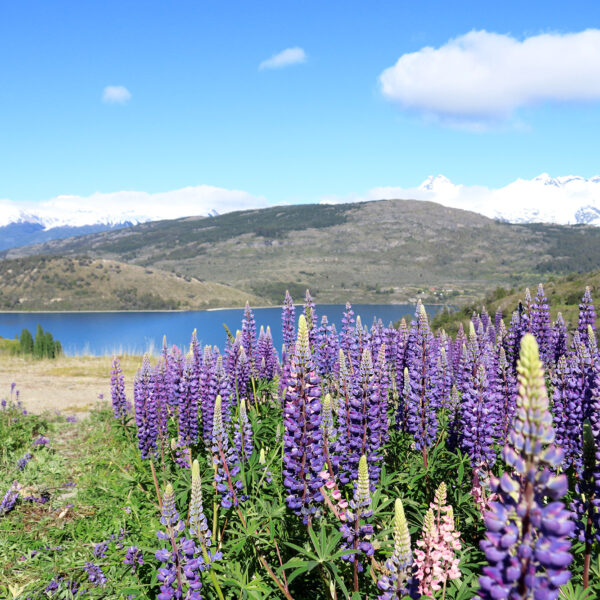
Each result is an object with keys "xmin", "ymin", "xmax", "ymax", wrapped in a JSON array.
[
  {"xmin": 0, "ymin": 256, "xmax": 264, "ymax": 311},
  {"xmin": 4, "ymin": 199, "xmax": 600, "ymax": 306}
]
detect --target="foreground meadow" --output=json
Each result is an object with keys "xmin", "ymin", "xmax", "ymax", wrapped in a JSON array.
[{"xmin": 2, "ymin": 287, "xmax": 600, "ymax": 599}]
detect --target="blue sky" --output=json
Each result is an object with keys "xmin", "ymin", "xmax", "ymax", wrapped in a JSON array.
[{"xmin": 1, "ymin": 0, "xmax": 600, "ymax": 207}]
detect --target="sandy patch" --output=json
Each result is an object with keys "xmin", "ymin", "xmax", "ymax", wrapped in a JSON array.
[{"xmin": 0, "ymin": 355, "xmax": 142, "ymax": 416}]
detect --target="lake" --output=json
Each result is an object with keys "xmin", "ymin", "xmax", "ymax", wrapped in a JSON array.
[{"xmin": 0, "ymin": 304, "xmax": 445, "ymax": 356}]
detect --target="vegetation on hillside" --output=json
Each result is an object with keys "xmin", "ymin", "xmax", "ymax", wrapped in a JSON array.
[
  {"xmin": 0, "ymin": 255, "xmax": 264, "ymax": 311},
  {"xmin": 4, "ymin": 199, "xmax": 600, "ymax": 306}
]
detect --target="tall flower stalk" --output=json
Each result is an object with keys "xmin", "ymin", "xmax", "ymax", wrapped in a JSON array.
[{"xmin": 479, "ymin": 334, "xmax": 574, "ymax": 600}]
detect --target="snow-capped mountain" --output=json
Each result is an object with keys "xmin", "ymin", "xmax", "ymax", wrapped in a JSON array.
[
  {"xmin": 412, "ymin": 173, "xmax": 600, "ymax": 226},
  {"xmin": 0, "ymin": 185, "xmax": 267, "ymax": 251}
]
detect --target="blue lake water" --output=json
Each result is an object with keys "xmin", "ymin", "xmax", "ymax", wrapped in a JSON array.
[{"xmin": 0, "ymin": 304, "xmax": 445, "ymax": 356}]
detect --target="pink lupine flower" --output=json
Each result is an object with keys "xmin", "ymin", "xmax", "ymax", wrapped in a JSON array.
[{"xmin": 414, "ymin": 482, "xmax": 462, "ymax": 598}]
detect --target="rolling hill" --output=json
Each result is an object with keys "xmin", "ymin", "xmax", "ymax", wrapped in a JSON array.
[
  {"xmin": 0, "ymin": 256, "xmax": 263, "ymax": 311},
  {"xmin": 4, "ymin": 199, "xmax": 600, "ymax": 307}
]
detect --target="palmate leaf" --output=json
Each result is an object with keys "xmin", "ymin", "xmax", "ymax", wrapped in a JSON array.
[{"xmin": 559, "ymin": 583, "xmax": 597, "ymax": 600}]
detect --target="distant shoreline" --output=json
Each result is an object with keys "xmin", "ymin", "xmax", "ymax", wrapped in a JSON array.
[{"xmin": 0, "ymin": 302, "xmax": 449, "ymax": 315}]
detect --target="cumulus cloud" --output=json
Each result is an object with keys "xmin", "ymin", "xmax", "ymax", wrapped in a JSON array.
[
  {"xmin": 322, "ymin": 174, "xmax": 600, "ymax": 225},
  {"xmin": 259, "ymin": 47, "xmax": 306, "ymax": 70},
  {"xmin": 379, "ymin": 29, "xmax": 600, "ymax": 125},
  {"xmin": 102, "ymin": 85, "xmax": 132, "ymax": 105},
  {"xmin": 0, "ymin": 185, "xmax": 268, "ymax": 229}
]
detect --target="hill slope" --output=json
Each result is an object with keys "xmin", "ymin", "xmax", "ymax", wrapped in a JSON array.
[
  {"xmin": 432, "ymin": 271, "xmax": 600, "ymax": 335},
  {"xmin": 4, "ymin": 199, "xmax": 600, "ymax": 305},
  {"xmin": 0, "ymin": 256, "xmax": 263, "ymax": 311}
]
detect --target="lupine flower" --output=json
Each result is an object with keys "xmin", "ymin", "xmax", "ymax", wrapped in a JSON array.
[
  {"xmin": 84, "ymin": 562, "xmax": 107, "ymax": 587},
  {"xmin": 377, "ymin": 498, "xmax": 415, "ymax": 599},
  {"xmin": 343, "ymin": 348, "xmax": 384, "ymax": 487},
  {"xmin": 242, "ymin": 302, "xmax": 257, "ymax": 374},
  {"xmin": 321, "ymin": 393, "xmax": 339, "ymax": 476},
  {"xmin": 234, "ymin": 398, "xmax": 253, "ymax": 462},
  {"xmin": 479, "ymin": 334, "xmax": 574, "ymax": 600},
  {"xmin": 124, "ymin": 546, "xmax": 144, "ymax": 573},
  {"xmin": 303, "ymin": 289, "xmax": 318, "ymax": 351},
  {"xmin": 315, "ymin": 315, "xmax": 339, "ymax": 382},
  {"xmin": 32, "ymin": 435, "xmax": 49, "ymax": 447},
  {"xmin": 212, "ymin": 395, "xmax": 243, "ymax": 509},
  {"xmin": 282, "ymin": 314, "xmax": 324, "ymax": 521},
  {"xmin": 460, "ymin": 364, "xmax": 497, "ymax": 469},
  {"xmin": 414, "ymin": 482, "xmax": 461, "ymax": 597},
  {"xmin": 177, "ymin": 352, "xmax": 200, "ymax": 453},
  {"xmin": 531, "ymin": 283, "xmax": 553, "ymax": 365},
  {"xmin": 495, "ymin": 347, "xmax": 518, "ymax": 446},
  {"xmin": 257, "ymin": 325, "xmax": 278, "ymax": 379},
  {"xmin": 94, "ymin": 542, "xmax": 108, "ymax": 558},
  {"xmin": 189, "ymin": 459, "xmax": 211, "ymax": 547},
  {"xmin": 17, "ymin": 452, "xmax": 33, "ymax": 471},
  {"xmin": 552, "ymin": 354, "xmax": 583, "ymax": 474},
  {"xmin": 0, "ymin": 481, "xmax": 21, "ymax": 515},
  {"xmin": 282, "ymin": 290, "xmax": 296, "ymax": 351},
  {"xmin": 111, "ymin": 356, "xmax": 129, "ymax": 419},
  {"xmin": 340, "ymin": 455, "xmax": 374, "ymax": 576},
  {"xmin": 405, "ymin": 303, "xmax": 439, "ymax": 458},
  {"xmin": 133, "ymin": 356, "xmax": 158, "ymax": 459},
  {"xmin": 578, "ymin": 286, "xmax": 597, "ymax": 343}
]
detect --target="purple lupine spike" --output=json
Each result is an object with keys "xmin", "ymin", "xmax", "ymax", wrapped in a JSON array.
[
  {"xmin": 341, "ymin": 302, "xmax": 360, "ymax": 371},
  {"xmin": 504, "ymin": 310, "xmax": 522, "ymax": 373},
  {"xmin": 373, "ymin": 344, "xmax": 391, "ymax": 452},
  {"xmin": 520, "ymin": 287, "xmax": 533, "ymax": 335},
  {"xmin": 282, "ymin": 314, "xmax": 324, "ymax": 521},
  {"xmin": 495, "ymin": 347, "xmax": 517, "ymax": 446},
  {"xmin": 234, "ymin": 398, "xmax": 253, "ymax": 462},
  {"xmin": 0, "ymin": 481, "xmax": 20, "ymax": 515},
  {"xmin": 405, "ymin": 303, "xmax": 439, "ymax": 461},
  {"xmin": 315, "ymin": 315, "xmax": 339, "ymax": 382},
  {"xmin": 336, "ymin": 348, "xmax": 353, "ymax": 480},
  {"xmin": 459, "ymin": 364, "xmax": 497, "ymax": 470},
  {"xmin": 342, "ymin": 347, "xmax": 385, "ymax": 487},
  {"xmin": 552, "ymin": 313, "xmax": 568, "ymax": 363},
  {"xmin": 242, "ymin": 302, "xmax": 257, "ymax": 374},
  {"xmin": 200, "ymin": 345, "xmax": 216, "ymax": 445},
  {"xmin": 494, "ymin": 309, "xmax": 503, "ymax": 338},
  {"xmin": 167, "ymin": 345, "xmax": 184, "ymax": 411},
  {"xmin": 177, "ymin": 353, "xmax": 200, "ymax": 454},
  {"xmin": 369, "ymin": 318, "xmax": 385, "ymax": 360},
  {"xmin": 110, "ymin": 357, "xmax": 129, "ymax": 419},
  {"xmin": 237, "ymin": 346, "xmax": 251, "ymax": 396},
  {"xmin": 552, "ymin": 354, "xmax": 583, "ymax": 474},
  {"xmin": 278, "ymin": 346, "xmax": 292, "ymax": 407},
  {"xmin": 355, "ymin": 315, "xmax": 371, "ymax": 361},
  {"xmin": 531, "ymin": 283, "xmax": 553, "ymax": 366},
  {"xmin": 578, "ymin": 286, "xmax": 597, "ymax": 343},
  {"xmin": 282, "ymin": 290, "xmax": 296, "ymax": 351},
  {"xmin": 303, "ymin": 289, "xmax": 318, "ymax": 350},
  {"xmin": 257, "ymin": 325, "xmax": 278, "ymax": 379},
  {"xmin": 133, "ymin": 356, "xmax": 158, "ymax": 460},
  {"xmin": 212, "ymin": 395, "xmax": 243, "ymax": 509},
  {"xmin": 214, "ymin": 353, "xmax": 232, "ymax": 421},
  {"xmin": 154, "ymin": 358, "xmax": 170, "ymax": 450},
  {"xmin": 479, "ymin": 335, "xmax": 573, "ymax": 600},
  {"xmin": 452, "ymin": 323, "xmax": 467, "ymax": 376},
  {"xmin": 436, "ymin": 345, "xmax": 452, "ymax": 410},
  {"xmin": 340, "ymin": 455, "xmax": 375, "ymax": 577},
  {"xmin": 124, "ymin": 546, "xmax": 144, "ymax": 573},
  {"xmin": 190, "ymin": 329, "xmax": 201, "ymax": 371}
]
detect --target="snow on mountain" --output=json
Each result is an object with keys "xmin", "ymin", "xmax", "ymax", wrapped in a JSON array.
[
  {"xmin": 368, "ymin": 173, "xmax": 600, "ymax": 226},
  {"xmin": 0, "ymin": 186, "xmax": 264, "ymax": 230}
]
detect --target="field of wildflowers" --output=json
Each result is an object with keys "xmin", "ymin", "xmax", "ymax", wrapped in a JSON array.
[{"xmin": 2, "ymin": 286, "xmax": 600, "ymax": 599}]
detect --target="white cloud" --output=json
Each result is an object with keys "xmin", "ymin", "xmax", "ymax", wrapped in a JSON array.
[
  {"xmin": 322, "ymin": 173, "xmax": 600, "ymax": 226},
  {"xmin": 102, "ymin": 85, "xmax": 132, "ymax": 105},
  {"xmin": 379, "ymin": 29, "xmax": 600, "ymax": 125},
  {"xmin": 259, "ymin": 47, "xmax": 306, "ymax": 70},
  {"xmin": 0, "ymin": 185, "xmax": 268, "ymax": 229}
]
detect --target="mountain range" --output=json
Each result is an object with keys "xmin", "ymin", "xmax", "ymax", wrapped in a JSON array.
[
  {"xmin": 1, "ymin": 174, "xmax": 600, "ymax": 251},
  {"xmin": 4, "ymin": 198, "xmax": 600, "ymax": 308}
]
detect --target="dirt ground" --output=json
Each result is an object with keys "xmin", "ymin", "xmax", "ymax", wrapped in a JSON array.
[{"xmin": 0, "ymin": 355, "xmax": 142, "ymax": 415}]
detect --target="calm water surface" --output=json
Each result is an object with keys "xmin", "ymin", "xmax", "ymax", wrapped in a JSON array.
[{"xmin": 0, "ymin": 304, "xmax": 444, "ymax": 356}]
